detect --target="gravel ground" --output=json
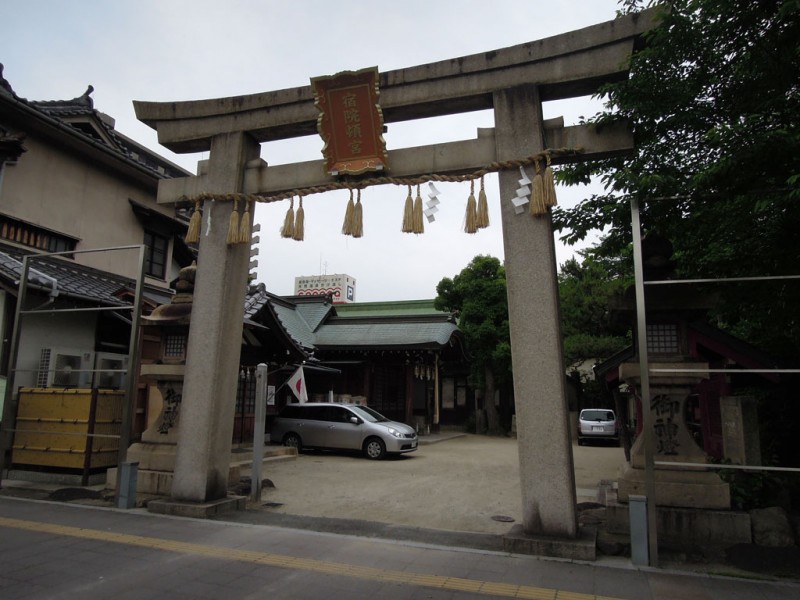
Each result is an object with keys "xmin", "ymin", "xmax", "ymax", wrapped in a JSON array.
[{"xmin": 251, "ymin": 433, "xmax": 624, "ymax": 535}]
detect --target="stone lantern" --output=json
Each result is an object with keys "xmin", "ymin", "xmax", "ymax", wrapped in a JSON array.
[
  {"xmin": 107, "ymin": 262, "xmax": 195, "ymax": 497},
  {"xmin": 614, "ymin": 235, "xmax": 730, "ymax": 509}
]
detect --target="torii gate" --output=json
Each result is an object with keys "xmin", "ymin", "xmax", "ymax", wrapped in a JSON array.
[{"xmin": 134, "ymin": 10, "xmax": 655, "ymax": 538}]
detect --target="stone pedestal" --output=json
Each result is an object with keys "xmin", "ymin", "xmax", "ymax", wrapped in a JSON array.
[
  {"xmin": 107, "ymin": 375, "xmax": 244, "ymax": 498},
  {"xmin": 107, "ymin": 376, "xmax": 183, "ymax": 496},
  {"xmin": 616, "ymin": 361, "xmax": 731, "ymax": 510},
  {"xmin": 617, "ymin": 461, "xmax": 730, "ymax": 509},
  {"xmin": 721, "ymin": 395, "xmax": 761, "ymax": 465}
]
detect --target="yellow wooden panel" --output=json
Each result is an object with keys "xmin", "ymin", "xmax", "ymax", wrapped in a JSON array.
[
  {"xmin": 12, "ymin": 388, "xmax": 123, "ymax": 470},
  {"xmin": 11, "ymin": 448, "xmax": 86, "ymax": 469},
  {"xmin": 13, "ymin": 430, "xmax": 89, "ymax": 453},
  {"xmin": 17, "ymin": 388, "xmax": 92, "ymax": 421}
]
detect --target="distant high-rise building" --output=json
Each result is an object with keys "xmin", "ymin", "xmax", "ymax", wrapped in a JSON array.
[{"xmin": 294, "ymin": 273, "xmax": 356, "ymax": 304}]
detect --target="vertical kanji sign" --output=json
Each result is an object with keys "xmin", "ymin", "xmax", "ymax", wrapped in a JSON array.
[{"xmin": 311, "ymin": 67, "xmax": 388, "ymax": 175}]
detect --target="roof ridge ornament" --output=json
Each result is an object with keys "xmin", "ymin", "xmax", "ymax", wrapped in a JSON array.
[{"xmin": 71, "ymin": 85, "xmax": 94, "ymax": 108}]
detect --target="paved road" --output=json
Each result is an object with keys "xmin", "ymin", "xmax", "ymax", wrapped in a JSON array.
[
  {"xmin": 2, "ymin": 434, "xmax": 799, "ymax": 598},
  {"xmin": 2, "ymin": 494, "xmax": 798, "ymax": 599}
]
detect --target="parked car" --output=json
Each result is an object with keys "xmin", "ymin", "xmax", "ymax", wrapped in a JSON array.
[
  {"xmin": 577, "ymin": 408, "xmax": 619, "ymax": 446},
  {"xmin": 270, "ymin": 403, "xmax": 418, "ymax": 460}
]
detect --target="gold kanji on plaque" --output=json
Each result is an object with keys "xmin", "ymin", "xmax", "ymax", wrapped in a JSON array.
[{"xmin": 311, "ymin": 67, "xmax": 388, "ymax": 176}]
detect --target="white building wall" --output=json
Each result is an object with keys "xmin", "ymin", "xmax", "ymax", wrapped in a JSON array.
[
  {"xmin": 1, "ymin": 134, "xmax": 175, "ymax": 287},
  {"xmin": 14, "ymin": 310, "xmax": 97, "ymax": 389}
]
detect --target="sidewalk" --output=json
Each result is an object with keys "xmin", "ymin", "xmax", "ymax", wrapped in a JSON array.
[
  {"xmin": 2, "ymin": 495, "xmax": 798, "ymax": 599},
  {"xmin": 2, "ymin": 434, "xmax": 799, "ymax": 584}
]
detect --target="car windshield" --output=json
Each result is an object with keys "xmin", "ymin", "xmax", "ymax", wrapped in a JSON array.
[
  {"xmin": 349, "ymin": 405, "xmax": 389, "ymax": 423},
  {"xmin": 581, "ymin": 410, "xmax": 614, "ymax": 421}
]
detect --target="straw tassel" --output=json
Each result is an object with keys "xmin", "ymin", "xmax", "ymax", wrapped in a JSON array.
[
  {"xmin": 351, "ymin": 189, "xmax": 364, "ymax": 238},
  {"xmin": 530, "ymin": 159, "xmax": 547, "ymax": 217},
  {"xmin": 226, "ymin": 197, "xmax": 241, "ymax": 245},
  {"xmin": 543, "ymin": 154, "xmax": 557, "ymax": 208},
  {"xmin": 292, "ymin": 196, "xmax": 305, "ymax": 241},
  {"xmin": 413, "ymin": 184, "xmax": 424, "ymax": 234},
  {"xmin": 185, "ymin": 199, "xmax": 201, "ymax": 243},
  {"xmin": 342, "ymin": 188, "xmax": 355, "ymax": 235},
  {"xmin": 464, "ymin": 180, "xmax": 478, "ymax": 234},
  {"xmin": 281, "ymin": 197, "xmax": 295, "ymax": 238},
  {"xmin": 476, "ymin": 177, "xmax": 489, "ymax": 229},
  {"xmin": 238, "ymin": 199, "xmax": 252, "ymax": 243},
  {"xmin": 402, "ymin": 186, "xmax": 414, "ymax": 233}
]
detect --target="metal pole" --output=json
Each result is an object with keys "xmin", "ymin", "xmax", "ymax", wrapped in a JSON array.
[
  {"xmin": 630, "ymin": 197, "xmax": 659, "ymax": 566},
  {"xmin": 0, "ymin": 255, "xmax": 32, "ymax": 487},
  {"xmin": 117, "ymin": 245, "xmax": 146, "ymax": 466},
  {"xmin": 251, "ymin": 363, "xmax": 268, "ymax": 502},
  {"xmin": 433, "ymin": 353, "xmax": 440, "ymax": 431}
]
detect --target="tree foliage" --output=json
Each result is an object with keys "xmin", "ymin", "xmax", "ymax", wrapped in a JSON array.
[
  {"xmin": 435, "ymin": 255, "xmax": 510, "ymax": 433},
  {"xmin": 559, "ymin": 250, "xmax": 632, "ymax": 373},
  {"xmin": 553, "ymin": 0, "xmax": 800, "ymax": 360},
  {"xmin": 435, "ymin": 255, "xmax": 511, "ymax": 386}
]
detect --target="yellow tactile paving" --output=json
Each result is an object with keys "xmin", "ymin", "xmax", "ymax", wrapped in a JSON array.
[{"xmin": 0, "ymin": 516, "xmax": 623, "ymax": 599}]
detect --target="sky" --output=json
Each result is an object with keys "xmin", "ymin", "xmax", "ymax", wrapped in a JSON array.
[{"xmin": 2, "ymin": 0, "xmax": 624, "ymax": 302}]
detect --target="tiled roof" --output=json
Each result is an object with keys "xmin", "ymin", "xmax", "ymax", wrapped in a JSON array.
[
  {"xmin": 244, "ymin": 286, "xmax": 320, "ymax": 353},
  {"xmin": 334, "ymin": 299, "xmax": 440, "ymax": 317},
  {"xmin": 1, "ymin": 79, "xmax": 188, "ymax": 180},
  {"xmin": 0, "ymin": 243, "xmax": 130, "ymax": 306},
  {"xmin": 314, "ymin": 321, "xmax": 460, "ymax": 348},
  {"xmin": 243, "ymin": 284, "xmax": 270, "ymax": 320},
  {"xmin": 242, "ymin": 286, "xmax": 463, "ymax": 353},
  {"xmin": 295, "ymin": 302, "xmax": 332, "ymax": 332},
  {"xmin": 272, "ymin": 303, "xmax": 317, "ymax": 350}
]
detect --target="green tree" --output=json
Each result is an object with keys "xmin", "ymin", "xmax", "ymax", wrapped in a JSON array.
[
  {"xmin": 558, "ymin": 249, "xmax": 632, "ymax": 405},
  {"xmin": 559, "ymin": 249, "xmax": 632, "ymax": 370},
  {"xmin": 553, "ymin": 0, "xmax": 800, "ymax": 360},
  {"xmin": 435, "ymin": 255, "xmax": 510, "ymax": 434}
]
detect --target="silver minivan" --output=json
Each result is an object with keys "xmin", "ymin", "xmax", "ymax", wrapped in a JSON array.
[{"xmin": 270, "ymin": 403, "xmax": 418, "ymax": 459}]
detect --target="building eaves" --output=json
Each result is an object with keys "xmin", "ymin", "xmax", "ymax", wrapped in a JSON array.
[
  {"xmin": 243, "ymin": 285, "xmax": 314, "ymax": 356},
  {"xmin": 0, "ymin": 243, "xmax": 131, "ymax": 306},
  {"xmin": 333, "ymin": 299, "xmax": 442, "ymax": 318},
  {"xmin": 688, "ymin": 320, "xmax": 783, "ymax": 369},
  {"xmin": 0, "ymin": 80, "xmax": 190, "ymax": 185},
  {"xmin": 593, "ymin": 344, "xmax": 635, "ymax": 380},
  {"xmin": 314, "ymin": 321, "xmax": 461, "ymax": 349},
  {"xmin": 129, "ymin": 199, "xmax": 189, "ymax": 234}
]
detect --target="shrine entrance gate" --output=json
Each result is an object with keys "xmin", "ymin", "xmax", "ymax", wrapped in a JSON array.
[{"xmin": 134, "ymin": 9, "xmax": 655, "ymax": 539}]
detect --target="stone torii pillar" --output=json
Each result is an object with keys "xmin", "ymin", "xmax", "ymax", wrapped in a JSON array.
[
  {"xmin": 494, "ymin": 86, "xmax": 576, "ymax": 537},
  {"xmin": 171, "ymin": 132, "xmax": 260, "ymax": 503}
]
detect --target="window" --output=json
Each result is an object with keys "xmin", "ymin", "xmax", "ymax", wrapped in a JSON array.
[
  {"xmin": 646, "ymin": 323, "xmax": 680, "ymax": 354},
  {"xmin": 0, "ymin": 215, "xmax": 77, "ymax": 255},
  {"xmin": 144, "ymin": 230, "xmax": 168, "ymax": 279},
  {"xmin": 162, "ymin": 334, "xmax": 187, "ymax": 360}
]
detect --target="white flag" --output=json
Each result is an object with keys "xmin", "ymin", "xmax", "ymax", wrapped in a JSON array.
[{"xmin": 286, "ymin": 366, "xmax": 308, "ymax": 403}]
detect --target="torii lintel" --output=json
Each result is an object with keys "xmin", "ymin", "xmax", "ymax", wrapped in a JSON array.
[{"xmin": 134, "ymin": 8, "xmax": 657, "ymax": 154}]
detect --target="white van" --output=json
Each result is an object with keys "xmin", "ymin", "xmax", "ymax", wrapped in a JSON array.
[{"xmin": 577, "ymin": 408, "xmax": 620, "ymax": 446}]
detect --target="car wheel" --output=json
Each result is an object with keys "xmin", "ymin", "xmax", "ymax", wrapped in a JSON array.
[
  {"xmin": 363, "ymin": 437, "xmax": 386, "ymax": 460},
  {"xmin": 283, "ymin": 433, "xmax": 302, "ymax": 451}
]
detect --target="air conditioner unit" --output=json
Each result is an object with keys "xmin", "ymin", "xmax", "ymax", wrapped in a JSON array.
[
  {"xmin": 37, "ymin": 347, "xmax": 94, "ymax": 388},
  {"xmin": 94, "ymin": 352, "xmax": 129, "ymax": 389}
]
